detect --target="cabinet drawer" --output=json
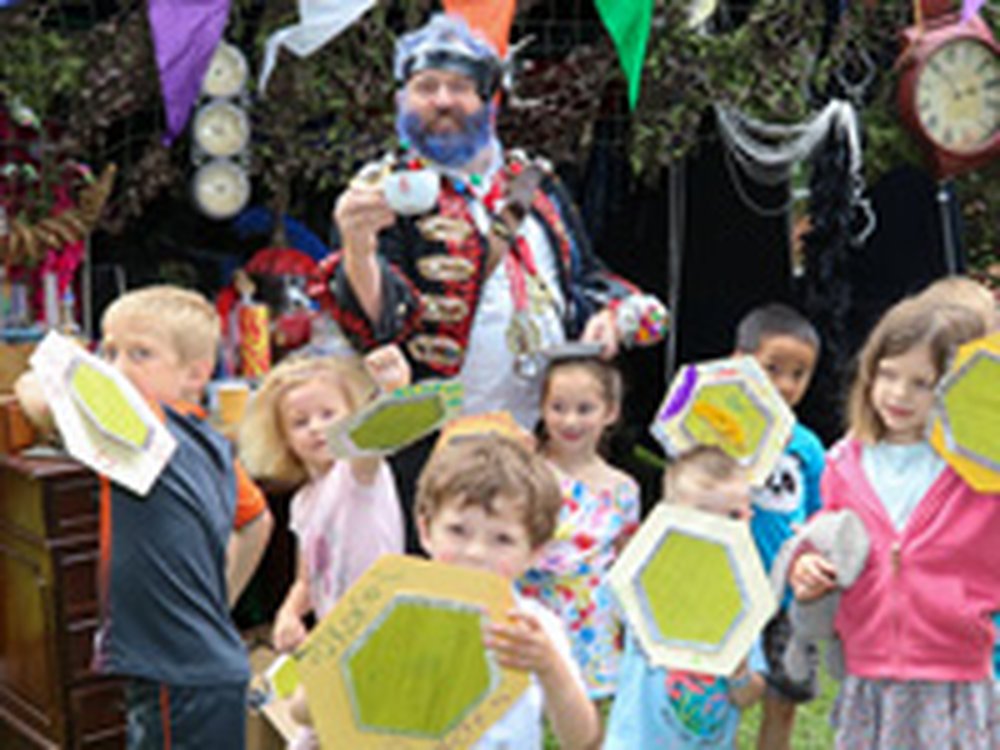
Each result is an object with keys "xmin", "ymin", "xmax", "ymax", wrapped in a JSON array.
[
  {"xmin": 66, "ymin": 617, "xmax": 101, "ymax": 683},
  {"xmin": 69, "ymin": 681, "xmax": 125, "ymax": 750},
  {"xmin": 56, "ymin": 547, "xmax": 99, "ymax": 622},
  {"xmin": 46, "ymin": 477, "xmax": 100, "ymax": 541}
]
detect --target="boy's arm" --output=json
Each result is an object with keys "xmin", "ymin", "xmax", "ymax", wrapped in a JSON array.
[
  {"xmin": 226, "ymin": 463, "xmax": 274, "ymax": 606},
  {"xmin": 349, "ymin": 344, "xmax": 412, "ymax": 485},
  {"xmin": 226, "ymin": 510, "xmax": 274, "ymax": 607},
  {"xmin": 14, "ymin": 371, "xmax": 57, "ymax": 436},
  {"xmin": 485, "ymin": 609, "xmax": 601, "ymax": 750}
]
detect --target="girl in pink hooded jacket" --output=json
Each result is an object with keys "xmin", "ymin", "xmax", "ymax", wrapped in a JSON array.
[{"xmin": 791, "ymin": 297, "xmax": 998, "ymax": 749}]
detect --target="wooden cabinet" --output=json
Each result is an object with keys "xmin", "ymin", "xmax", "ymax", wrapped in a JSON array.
[{"xmin": 0, "ymin": 454, "xmax": 125, "ymax": 749}]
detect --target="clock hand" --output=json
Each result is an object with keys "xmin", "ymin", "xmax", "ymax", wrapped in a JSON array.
[
  {"xmin": 941, "ymin": 74, "xmax": 962, "ymax": 99},
  {"xmin": 928, "ymin": 60, "xmax": 961, "ymax": 98}
]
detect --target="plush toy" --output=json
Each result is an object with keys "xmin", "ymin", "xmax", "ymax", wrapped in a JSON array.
[{"xmin": 769, "ymin": 509, "xmax": 870, "ymax": 681}]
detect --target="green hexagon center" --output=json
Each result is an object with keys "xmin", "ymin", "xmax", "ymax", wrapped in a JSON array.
[
  {"xmin": 638, "ymin": 531, "xmax": 743, "ymax": 646},
  {"xmin": 681, "ymin": 383, "xmax": 768, "ymax": 461},
  {"xmin": 349, "ymin": 395, "xmax": 444, "ymax": 451},
  {"xmin": 944, "ymin": 355, "xmax": 1000, "ymax": 465},
  {"xmin": 71, "ymin": 363, "xmax": 150, "ymax": 449},
  {"xmin": 345, "ymin": 599, "xmax": 490, "ymax": 737}
]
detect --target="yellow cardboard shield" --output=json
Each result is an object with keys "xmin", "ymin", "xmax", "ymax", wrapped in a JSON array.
[
  {"xmin": 326, "ymin": 380, "xmax": 463, "ymax": 458},
  {"xmin": 294, "ymin": 555, "xmax": 529, "ymax": 749},
  {"xmin": 930, "ymin": 333, "xmax": 1000, "ymax": 492},
  {"xmin": 28, "ymin": 330, "xmax": 176, "ymax": 495},
  {"xmin": 609, "ymin": 504, "xmax": 776, "ymax": 676},
  {"xmin": 651, "ymin": 356, "xmax": 795, "ymax": 487}
]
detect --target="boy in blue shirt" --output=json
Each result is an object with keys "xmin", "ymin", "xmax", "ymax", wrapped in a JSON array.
[
  {"xmin": 605, "ymin": 446, "xmax": 766, "ymax": 748},
  {"xmin": 17, "ymin": 285, "xmax": 273, "ymax": 749},
  {"xmin": 734, "ymin": 302, "xmax": 825, "ymax": 750}
]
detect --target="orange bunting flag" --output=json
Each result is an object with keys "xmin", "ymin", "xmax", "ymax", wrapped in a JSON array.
[{"xmin": 443, "ymin": 0, "xmax": 517, "ymax": 57}]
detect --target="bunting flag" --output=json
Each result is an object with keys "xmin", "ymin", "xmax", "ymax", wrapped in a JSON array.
[
  {"xmin": 961, "ymin": 0, "xmax": 985, "ymax": 21},
  {"xmin": 148, "ymin": 0, "xmax": 231, "ymax": 145},
  {"xmin": 594, "ymin": 0, "xmax": 654, "ymax": 109},
  {"xmin": 259, "ymin": 0, "xmax": 377, "ymax": 93},
  {"xmin": 443, "ymin": 0, "xmax": 517, "ymax": 57}
]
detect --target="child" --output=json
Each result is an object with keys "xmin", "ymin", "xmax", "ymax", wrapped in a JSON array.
[
  {"xmin": 238, "ymin": 349, "xmax": 408, "ymax": 651},
  {"xmin": 518, "ymin": 356, "xmax": 639, "ymax": 698},
  {"xmin": 416, "ymin": 435, "xmax": 601, "ymax": 749},
  {"xmin": 604, "ymin": 446, "xmax": 767, "ymax": 748},
  {"xmin": 790, "ymin": 297, "xmax": 998, "ymax": 749},
  {"xmin": 917, "ymin": 274, "xmax": 999, "ymax": 332},
  {"xmin": 733, "ymin": 302, "xmax": 826, "ymax": 749},
  {"xmin": 17, "ymin": 285, "xmax": 274, "ymax": 748},
  {"xmin": 915, "ymin": 276, "xmax": 1000, "ymax": 691}
]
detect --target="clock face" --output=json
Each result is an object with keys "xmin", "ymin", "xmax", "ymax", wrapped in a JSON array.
[{"xmin": 915, "ymin": 37, "xmax": 1000, "ymax": 154}]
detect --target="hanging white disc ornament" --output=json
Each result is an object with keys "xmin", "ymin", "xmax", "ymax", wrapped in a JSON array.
[
  {"xmin": 202, "ymin": 42, "xmax": 249, "ymax": 98},
  {"xmin": 193, "ymin": 101, "xmax": 250, "ymax": 158},
  {"xmin": 192, "ymin": 159, "xmax": 250, "ymax": 220}
]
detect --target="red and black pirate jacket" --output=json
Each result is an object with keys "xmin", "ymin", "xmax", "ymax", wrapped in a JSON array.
[{"xmin": 311, "ymin": 152, "xmax": 659, "ymax": 379}]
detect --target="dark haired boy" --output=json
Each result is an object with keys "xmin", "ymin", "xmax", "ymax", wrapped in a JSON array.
[{"xmin": 735, "ymin": 303, "xmax": 826, "ymax": 750}]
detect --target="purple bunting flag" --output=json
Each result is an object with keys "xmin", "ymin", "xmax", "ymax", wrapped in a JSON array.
[
  {"xmin": 961, "ymin": 0, "xmax": 985, "ymax": 21},
  {"xmin": 148, "ymin": 0, "xmax": 232, "ymax": 145}
]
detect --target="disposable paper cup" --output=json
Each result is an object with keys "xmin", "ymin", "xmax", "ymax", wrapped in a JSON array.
[{"xmin": 212, "ymin": 380, "xmax": 251, "ymax": 427}]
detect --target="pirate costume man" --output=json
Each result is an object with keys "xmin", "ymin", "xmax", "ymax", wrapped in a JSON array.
[
  {"xmin": 313, "ymin": 13, "xmax": 666, "ymax": 428},
  {"xmin": 312, "ymin": 14, "xmax": 667, "ymax": 550}
]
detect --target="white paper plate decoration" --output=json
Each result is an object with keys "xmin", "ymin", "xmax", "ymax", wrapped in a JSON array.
[
  {"xmin": 193, "ymin": 101, "xmax": 251, "ymax": 158},
  {"xmin": 192, "ymin": 159, "xmax": 251, "ymax": 219},
  {"xmin": 202, "ymin": 42, "xmax": 249, "ymax": 98}
]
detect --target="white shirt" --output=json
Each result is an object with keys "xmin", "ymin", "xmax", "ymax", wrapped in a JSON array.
[
  {"xmin": 456, "ymin": 161, "xmax": 566, "ymax": 429},
  {"xmin": 289, "ymin": 461, "xmax": 404, "ymax": 618},
  {"xmin": 474, "ymin": 596, "xmax": 584, "ymax": 750}
]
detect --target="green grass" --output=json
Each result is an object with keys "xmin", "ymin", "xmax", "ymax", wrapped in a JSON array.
[{"xmin": 737, "ymin": 665, "xmax": 838, "ymax": 749}]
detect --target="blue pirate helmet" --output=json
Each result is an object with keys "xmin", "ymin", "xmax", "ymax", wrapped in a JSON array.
[{"xmin": 394, "ymin": 14, "xmax": 503, "ymax": 100}]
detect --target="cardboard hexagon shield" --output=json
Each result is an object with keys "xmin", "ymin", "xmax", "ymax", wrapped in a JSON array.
[
  {"xmin": 294, "ymin": 555, "xmax": 529, "ymax": 749},
  {"xmin": 609, "ymin": 504, "xmax": 776, "ymax": 675},
  {"xmin": 651, "ymin": 356, "xmax": 795, "ymax": 487},
  {"xmin": 28, "ymin": 330, "xmax": 176, "ymax": 495},
  {"xmin": 327, "ymin": 380, "xmax": 463, "ymax": 459},
  {"xmin": 929, "ymin": 333, "xmax": 1000, "ymax": 492}
]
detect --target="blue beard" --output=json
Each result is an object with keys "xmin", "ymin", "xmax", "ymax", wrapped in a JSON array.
[{"xmin": 396, "ymin": 104, "xmax": 494, "ymax": 168}]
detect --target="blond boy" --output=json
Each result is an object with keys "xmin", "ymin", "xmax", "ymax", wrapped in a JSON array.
[{"xmin": 17, "ymin": 285, "xmax": 272, "ymax": 748}]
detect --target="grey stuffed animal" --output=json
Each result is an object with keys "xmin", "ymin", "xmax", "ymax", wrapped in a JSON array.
[{"xmin": 769, "ymin": 510, "xmax": 870, "ymax": 681}]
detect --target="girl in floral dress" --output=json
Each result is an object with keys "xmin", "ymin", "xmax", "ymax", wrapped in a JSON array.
[{"xmin": 519, "ymin": 356, "xmax": 640, "ymax": 699}]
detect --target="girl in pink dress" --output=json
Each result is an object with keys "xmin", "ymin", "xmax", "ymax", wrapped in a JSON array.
[
  {"xmin": 239, "ymin": 347, "xmax": 408, "ymax": 749},
  {"xmin": 519, "ymin": 356, "xmax": 639, "ymax": 699}
]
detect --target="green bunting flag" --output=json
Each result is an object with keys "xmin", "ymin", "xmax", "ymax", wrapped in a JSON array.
[{"xmin": 594, "ymin": 0, "xmax": 654, "ymax": 109}]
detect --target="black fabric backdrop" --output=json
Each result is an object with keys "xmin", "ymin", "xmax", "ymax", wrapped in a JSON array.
[{"xmin": 570, "ymin": 133, "xmax": 958, "ymax": 512}]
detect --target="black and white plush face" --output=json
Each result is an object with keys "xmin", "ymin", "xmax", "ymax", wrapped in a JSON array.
[{"xmin": 752, "ymin": 453, "xmax": 804, "ymax": 514}]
